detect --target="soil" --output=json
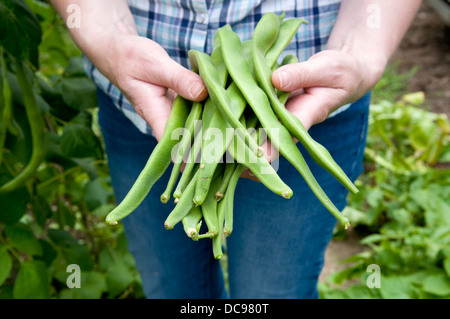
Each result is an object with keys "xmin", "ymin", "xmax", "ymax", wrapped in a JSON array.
[{"xmin": 319, "ymin": 0, "xmax": 450, "ymax": 285}]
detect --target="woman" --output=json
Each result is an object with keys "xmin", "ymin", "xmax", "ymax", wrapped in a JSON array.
[{"xmin": 50, "ymin": 0, "xmax": 421, "ymax": 299}]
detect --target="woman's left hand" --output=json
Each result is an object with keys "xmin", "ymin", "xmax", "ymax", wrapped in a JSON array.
[{"xmin": 271, "ymin": 49, "xmax": 381, "ymax": 131}]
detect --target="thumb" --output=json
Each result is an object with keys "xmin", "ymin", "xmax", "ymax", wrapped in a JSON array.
[
  {"xmin": 271, "ymin": 53, "xmax": 334, "ymax": 92},
  {"xmin": 148, "ymin": 48, "xmax": 208, "ymax": 101},
  {"xmin": 284, "ymin": 87, "xmax": 347, "ymax": 130}
]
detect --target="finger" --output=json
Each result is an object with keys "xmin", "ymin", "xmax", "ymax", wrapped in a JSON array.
[
  {"xmin": 143, "ymin": 47, "xmax": 208, "ymax": 102},
  {"xmin": 285, "ymin": 87, "xmax": 348, "ymax": 130},
  {"xmin": 239, "ymin": 168, "xmax": 260, "ymax": 182},
  {"xmin": 258, "ymin": 138, "xmax": 279, "ymax": 164},
  {"xmin": 123, "ymin": 79, "xmax": 174, "ymax": 141},
  {"xmin": 271, "ymin": 51, "xmax": 339, "ymax": 92}
]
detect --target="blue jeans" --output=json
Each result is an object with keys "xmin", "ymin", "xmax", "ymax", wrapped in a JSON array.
[{"xmin": 97, "ymin": 89, "xmax": 370, "ymax": 299}]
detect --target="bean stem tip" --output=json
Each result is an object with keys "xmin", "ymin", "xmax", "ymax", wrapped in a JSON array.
[
  {"xmin": 215, "ymin": 192, "xmax": 224, "ymax": 202},
  {"xmin": 281, "ymin": 190, "xmax": 293, "ymax": 199},
  {"xmin": 256, "ymin": 146, "xmax": 264, "ymax": 158},
  {"xmin": 160, "ymin": 195, "xmax": 169, "ymax": 204},
  {"xmin": 164, "ymin": 222, "xmax": 173, "ymax": 230}
]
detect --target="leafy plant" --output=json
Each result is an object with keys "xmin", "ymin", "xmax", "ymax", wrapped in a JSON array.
[
  {"xmin": 320, "ymin": 92, "xmax": 450, "ymax": 299},
  {"xmin": 0, "ymin": 0, "xmax": 143, "ymax": 299}
]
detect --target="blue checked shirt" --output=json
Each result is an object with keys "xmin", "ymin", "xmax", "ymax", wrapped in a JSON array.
[{"xmin": 83, "ymin": 0, "xmax": 351, "ymax": 136}]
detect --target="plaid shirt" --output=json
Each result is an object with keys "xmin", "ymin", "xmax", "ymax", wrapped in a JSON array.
[{"xmin": 84, "ymin": 0, "xmax": 349, "ymax": 136}]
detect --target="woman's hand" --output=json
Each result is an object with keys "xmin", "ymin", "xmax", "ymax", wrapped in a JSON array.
[
  {"xmin": 241, "ymin": 0, "xmax": 422, "ymax": 182},
  {"xmin": 241, "ymin": 48, "xmax": 381, "ymax": 182},
  {"xmin": 105, "ymin": 35, "xmax": 208, "ymax": 141},
  {"xmin": 271, "ymin": 49, "xmax": 379, "ymax": 131},
  {"xmin": 49, "ymin": 0, "xmax": 208, "ymax": 141}
]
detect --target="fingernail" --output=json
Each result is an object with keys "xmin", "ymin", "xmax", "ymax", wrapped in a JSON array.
[
  {"xmin": 189, "ymin": 81, "xmax": 206, "ymax": 99},
  {"xmin": 278, "ymin": 71, "xmax": 292, "ymax": 90}
]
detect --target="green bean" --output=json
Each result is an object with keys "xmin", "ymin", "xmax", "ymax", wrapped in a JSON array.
[
  {"xmin": 199, "ymin": 166, "xmax": 223, "ymax": 236},
  {"xmin": 191, "ymin": 44, "xmax": 234, "ymax": 206},
  {"xmin": 197, "ymin": 232, "xmax": 216, "ymax": 239},
  {"xmin": 211, "ymin": 24, "xmax": 231, "ymax": 86},
  {"xmin": 212, "ymin": 194, "xmax": 227, "ymax": 259},
  {"xmin": 201, "ymin": 98, "xmax": 217, "ymax": 130},
  {"xmin": 223, "ymin": 164, "xmax": 246, "ymax": 237},
  {"xmin": 189, "ymin": 50, "xmax": 263, "ymax": 158},
  {"xmin": 106, "ymin": 96, "xmax": 190, "ymax": 225},
  {"xmin": 164, "ymin": 167, "xmax": 200, "ymax": 230},
  {"xmin": 0, "ymin": 60, "xmax": 46, "ymax": 194},
  {"xmin": 181, "ymin": 205, "xmax": 203, "ymax": 241},
  {"xmin": 160, "ymin": 102, "xmax": 202, "ymax": 203},
  {"xmin": 0, "ymin": 47, "xmax": 12, "ymax": 167},
  {"xmin": 218, "ymin": 27, "xmax": 350, "ymax": 227},
  {"xmin": 191, "ymin": 36, "xmax": 292, "ymax": 201},
  {"xmin": 194, "ymin": 107, "xmax": 229, "ymax": 206},
  {"xmin": 172, "ymin": 90, "xmax": 221, "ymax": 203},
  {"xmin": 214, "ymin": 115, "xmax": 248, "ymax": 203},
  {"xmin": 173, "ymin": 132, "xmax": 202, "ymax": 201},
  {"xmin": 191, "ymin": 40, "xmax": 262, "ymax": 207},
  {"xmin": 253, "ymin": 39, "xmax": 358, "ymax": 195},
  {"xmin": 251, "ymin": 12, "xmax": 281, "ymax": 57},
  {"xmin": 265, "ymin": 16, "xmax": 308, "ymax": 69},
  {"xmin": 215, "ymin": 161, "xmax": 236, "ymax": 202},
  {"xmin": 227, "ymin": 119, "xmax": 293, "ymax": 199}
]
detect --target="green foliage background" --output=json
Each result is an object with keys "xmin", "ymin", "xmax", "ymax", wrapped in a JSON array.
[
  {"xmin": 319, "ymin": 77, "xmax": 450, "ymax": 299},
  {"xmin": 0, "ymin": 0, "xmax": 143, "ymax": 299},
  {"xmin": 0, "ymin": 0, "xmax": 449, "ymax": 299}
]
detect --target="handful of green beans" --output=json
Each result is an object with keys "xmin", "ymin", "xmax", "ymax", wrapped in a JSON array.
[{"xmin": 105, "ymin": 12, "xmax": 358, "ymax": 259}]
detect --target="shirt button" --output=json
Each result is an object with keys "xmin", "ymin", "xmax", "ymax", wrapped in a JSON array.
[{"xmin": 196, "ymin": 13, "xmax": 207, "ymax": 24}]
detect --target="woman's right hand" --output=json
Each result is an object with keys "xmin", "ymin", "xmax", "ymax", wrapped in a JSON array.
[
  {"xmin": 103, "ymin": 35, "xmax": 208, "ymax": 141},
  {"xmin": 50, "ymin": 0, "xmax": 208, "ymax": 141}
]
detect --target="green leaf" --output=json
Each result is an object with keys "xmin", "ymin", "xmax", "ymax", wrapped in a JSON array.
[
  {"xmin": 92, "ymin": 203, "xmax": 116, "ymax": 219},
  {"xmin": 342, "ymin": 284, "xmax": 381, "ymax": 299},
  {"xmin": 318, "ymin": 283, "xmax": 348, "ymax": 299},
  {"xmin": 63, "ymin": 57, "xmax": 87, "ymax": 78},
  {"xmin": 422, "ymin": 273, "xmax": 450, "ymax": 297},
  {"xmin": 0, "ymin": 0, "xmax": 42, "ymax": 66},
  {"xmin": 116, "ymin": 231, "xmax": 131, "ymax": 255},
  {"xmin": 52, "ymin": 199, "xmax": 75, "ymax": 228},
  {"xmin": 47, "ymin": 228, "xmax": 79, "ymax": 248},
  {"xmin": 0, "ymin": 176, "xmax": 30, "ymax": 225},
  {"xmin": 409, "ymin": 118, "xmax": 440, "ymax": 152},
  {"xmin": 13, "ymin": 260, "xmax": 50, "ymax": 299},
  {"xmin": 63, "ymin": 244, "xmax": 94, "ymax": 271},
  {"xmin": 38, "ymin": 77, "xmax": 79, "ymax": 122},
  {"xmin": 5, "ymin": 94, "xmax": 33, "ymax": 163},
  {"xmin": 83, "ymin": 178, "xmax": 112, "ymax": 211},
  {"xmin": 0, "ymin": 245, "xmax": 12, "ymax": 286},
  {"xmin": 107, "ymin": 260, "xmax": 136, "ymax": 298},
  {"xmin": 5, "ymin": 223, "xmax": 42, "ymax": 256},
  {"xmin": 60, "ymin": 113, "xmax": 103, "ymax": 159},
  {"xmin": 31, "ymin": 195, "xmax": 51, "ymax": 229},
  {"xmin": 410, "ymin": 186, "xmax": 450, "ymax": 227},
  {"xmin": 69, "ymin": 111, "xmax": 93, "ymax": 127},
  {"xmin": 56, "ymin": 77, "xmax": 98, "ymax": 111},
  {"xmin": 444, "ymin": 256, "xmax": 450, "ymax": 277},
  {"xmin": 35, "ymin": 239, "xmax": 57, "ymax": 268},
  {"xmin": 59, "ymin": 271, "xmax": 107, "ymax": 299},
  {"xmin": 359, "ymin": 234, "xmax": 384, "ymax": 245},
  {"xmin": 0, "ymin": 285, "xmax": 13, "ymax": 299},
  {"xmin": 24, "ymin": 0, "xmax": 51, "ymax": 20},
  {"xmin": 98, "ymin": 249, "xmax": 114, "ymax": 272},
  {"xmin": 379, "ymin": 275, "xmax": 416, "ymax": 299}
]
